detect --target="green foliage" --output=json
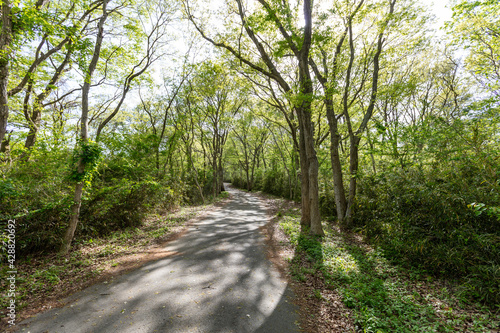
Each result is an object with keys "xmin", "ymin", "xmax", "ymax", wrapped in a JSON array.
[
  {"xmin": 0, "ymin": 128, "xmax": 197, "ymax": 257},
  {"xmin": 78, "ymin": 179, "xmax": 171, "ymax": 236},
  {"xmin": 13, "ymin": 200, "xmax": 71, "ymax": 256},
  {"xmin": 2, "ymin": 0, "xmax": 500, "ymax": 328},
  {"xmin": 446, "ymin": 0, "xmax": 500, "ymax": 94},
  {"xmin": 469, "ymin": 202, "xmax": 500, "ymax": 221},
  {"xmin": 4, "ymin": 176, "xmax": 183, "ymax": 256},
  {"xmin": 279, "ymin": 211, "xmax": 498, "ymax": 332},
  {"xmin": 0, "ymin": 179, "xmax": 17, "ymax": 204},
  {"xmin": 233, "ymin": 166, "xmax": 299, "ymax": 201},
  {"xmin": 354, "ymin": 168, "xmax": 500, "ymax": 307},
  {"xmin": 68, "ymin": 140, "xmax": 102, "ymax": 184}
]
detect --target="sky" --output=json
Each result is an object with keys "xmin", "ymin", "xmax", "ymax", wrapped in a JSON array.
[
  {"xmin": 422, "ymin": 0, "xmax": 453, "ymax": 29},
  {"xmin": 133, "ymin": 0, "xmax": 459, "ymax": 108}
]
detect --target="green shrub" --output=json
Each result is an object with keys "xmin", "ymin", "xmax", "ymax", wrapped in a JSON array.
[
  {"xmin": 79, "ymin": 179, "xmax": 172, "ymax": 236},
  {"xmin": 232, "ymin": 168, "xmax": 298, "ymax": 200},
  {"xmin": 354, "ymin": 167, "xmax": 500, "ymax": 306},
  {"xmin": 11, "ymin": 201, "xmax": 70, "ymax": 255}
]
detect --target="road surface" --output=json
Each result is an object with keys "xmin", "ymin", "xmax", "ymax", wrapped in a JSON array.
[{"xmin": 17, "ymin": 185, "xmax": 301, "ymax": 333}]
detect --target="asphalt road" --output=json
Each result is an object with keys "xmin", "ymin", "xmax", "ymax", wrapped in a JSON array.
[{"xmin": 17, "ymin": 184, "xmax": 301, "ymax": 333}]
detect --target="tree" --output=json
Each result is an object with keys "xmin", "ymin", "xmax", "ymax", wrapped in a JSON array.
[
  {"xmin": 185, "ymin": 0, "xmax": 324, "ymax": 235},
  {"xmin": 189, "ymin": 61, "xmax": 243, "ymax": 197},
  {"xmin": 95, "ymin": 0, "xmax": 175, "ymax": 141},
  {"xmin": 173, "ymin": 80, "xmax": 205, "ymax": 203},
  {"xmin": 139, "ymin": 73, "xmax": 190, "ymax": 178},
  {"xmin": 232, "ymin": 111, "xmax": 268, "ymax": 191},
  {"xmin": 0, "ymin": 0, "xmax": 13, "ymax": 153},
  {"xmin": 1, "ymin": 1, "xmax": 116, "ymax": 160},
  {"xmin": 308, "ymin": 0, "xmax": 424, "ymax": 227},
  {"xmin": 59, "ymin": 0, "xmax": 180, "ymax": 253},
  {"xmin": 447, "ymin": 0, "xmax": 500, "ymax": 98},
  {"xmin": 60, "ymin": 0, "xmax": 111, "ymax": 254},
  {"xmin": 0, "ymin": 0, "xmax": 54, "ymax": 152}
]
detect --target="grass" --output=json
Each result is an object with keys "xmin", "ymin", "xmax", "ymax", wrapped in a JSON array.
[{"xmin": 279, "ymin": 210, "xmax": 500, "ymax": 333}]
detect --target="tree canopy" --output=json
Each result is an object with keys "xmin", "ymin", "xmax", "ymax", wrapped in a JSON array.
[{"xmin": 0, "ymin": 0, "xmax": 499, "ymax": 328}]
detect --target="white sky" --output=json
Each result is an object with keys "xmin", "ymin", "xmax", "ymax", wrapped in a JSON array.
[{"xmin": 423, "ymin": 0, "xmax": 453, "ymax": 28}]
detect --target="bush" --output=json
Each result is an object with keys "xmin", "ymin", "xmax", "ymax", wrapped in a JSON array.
[
  {"xmin": 244, "ymin": 169, "xmax": 296, "ymax": 198},
  {"xmin": 78, "ymin": 179, "xmax": 166, "ymax": 236},
  {"xmin": 0, "ymin": 149, "xmax": 72, "ymax": 256},
  {"xmin": 0, "ymin": 126, "xmax": 208, "ymax": 258},
  {"xmin": 9, "ymin": 201, "xmax": 71, "ymax": 256},
  {"xmin": 3, "ymin": 178, "xmax": 182, "ymax": 256},
  {"xmin": 354, "ymin": 167, "xmax": 500, "ymax": 306}
]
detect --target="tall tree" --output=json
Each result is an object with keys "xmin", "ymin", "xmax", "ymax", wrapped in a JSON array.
[
  {"xmin": 190, "ymin": 62, "xmax": 243, "ymax": 197},
  {"xmin": 1, "ymin": 0, "xmax": 94, "ymax": 153},
  {"xmin": 20, "ymin": 45, "xmax": 74, "ymax": 160},
  {"xmin": 0, "ymin": 0, "xmax": 14, "ymax": 152},
  {"xmin": 309, "ymin": 0, "xmax": 398, "ymax": 227},
  {"xmin": 232, "ymin": 111, "xmax": 268, "ymax": 191},
  {"xmin": 186, "ymin": 0, "xmax": 324, "ymax": 235},
  {"xmin": 95, "ymin": 0, "xmax": 175, "ymax": 141},
  {"xmin": 60, "ymin": 0, "xmax": 111, "ymax": 254},
  {"xmin": 447, "ymin": 0, "xmax": 500, "ymax": 98}
]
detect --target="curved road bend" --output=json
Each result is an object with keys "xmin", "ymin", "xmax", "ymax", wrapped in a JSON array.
[{"xmin": 17, "ymin": 184, "xmax": 301, "ymax": 333}]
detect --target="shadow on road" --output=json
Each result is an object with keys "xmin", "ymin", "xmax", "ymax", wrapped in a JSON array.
[{"xmin": 17, "ymin": 184, "xmax": 301, "ymax": 333}]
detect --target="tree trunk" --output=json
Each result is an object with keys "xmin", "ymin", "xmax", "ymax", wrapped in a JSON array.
[
  {"xmin": 60, "ymin": 175, "xmax": 84, "ymax": 254},
  {"xmin": 301, "ymin": 108, "xmax": 323, "ymax": 236},
  {"xmin": 186, "ymin": 110, "xmax": 205, "ymax": 203},
  {"xmin": 24, "ymin": 109, "xmax": 41, "ymax": 152},
  {"xmin": 246, "ymin": 166, "xmax": 251, "ymax": 191},
  {"xmin": 0, "ymin": 131, "xmax": 10, "ymax": 157},
  {"xmin": 0, "ymin": 0, "xmax": 12, "ymax": 149},
  {"xmin": 342, "ymin": 0, "xmax": 395, "ymax": 227},
  {"xmin": 297, "ymin": 0, "xmax": 322, "ymax": 236},
  {"xmin": 297, "ymin": 119, "xmax": 311, "ymax": 228},
  {"xmin": 60, "ymin": 0, "xmax": 109, "ymax": 254},
  {"xmin": 187, "ymin": 144, "xmax": 204, "ymax": 204},
  {"xmin": 212, "ymin": 155, "xmax": 218, "ymax": 197},
  {"xmin": 155, "ymin": 139, "xmax": 161, "ymax": 173},
  {"xmin": 327, "ymin": 109, "xmax": 348, "ymax": 224},
  {"xmin": 366, "ymin": 128, "xmax": 377, "ymax": 174},
  {"xmin": 218, "ymin": 153, "xmax": 224, "ymax": 192},
  {"xmin": 345, "ymin": 135, "xmax": 361, "ymax": 225}
]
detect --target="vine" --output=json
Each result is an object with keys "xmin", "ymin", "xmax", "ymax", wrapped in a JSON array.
[{"xmin": 68, "ymin": 140, "xmax": 102, "ymax": 184}]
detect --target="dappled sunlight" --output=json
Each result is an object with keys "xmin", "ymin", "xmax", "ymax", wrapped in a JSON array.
[
  {"xmin": 18, "ymin": 185, "xmax": 300, "ymax": 333},
  {"xmin": 324, "ymin": 255, "xmax": 360, "ymax": 275}
]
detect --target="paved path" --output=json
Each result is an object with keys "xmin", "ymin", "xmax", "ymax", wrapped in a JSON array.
[{"xmin": 17, "ymin": 185, "xmax": 301, "ymax": 333}]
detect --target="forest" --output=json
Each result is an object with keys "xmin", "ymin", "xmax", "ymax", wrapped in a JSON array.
[{"xmin": 0, "ymin": 0, "xmax": 499, "ymax": 331}]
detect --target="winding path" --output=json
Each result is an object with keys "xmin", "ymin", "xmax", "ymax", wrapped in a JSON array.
[{"xmin": 17, "ymin": 185, "xmax": 301, "ymax": 333}]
